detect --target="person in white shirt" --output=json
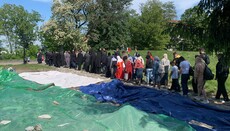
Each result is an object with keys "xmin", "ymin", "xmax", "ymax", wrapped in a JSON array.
[{"xmin": 161, "ymin": 53, "xmax": 170, "ymax": 87}]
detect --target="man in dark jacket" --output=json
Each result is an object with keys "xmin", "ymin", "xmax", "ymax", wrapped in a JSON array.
[
  {"xmin": 101, "ymin": 48, "xmax": 108, "ymax": 74},
  {"xmin": 90, "ymin": 49, "xmax": 96, "ymax": 73},
  {"xmin": 76, "ymin": 50, "xmax": 84, "ymax": 70},
  {"xmin": 95, "ymin": 49, "xmax": 102, "ymax": 74},
  {"xmin": 70, "ymin": 50, "xmax": 77, "ymax": 69},
  {"xmin": 215, "ymin": 55, "xmax": 229, "ymax": 101},
  {"xmin": 37, "ymin": 50, "xmax": 43, "ymax": 64},
  {"xmin": 105, "ymin": 52, "xmax": 112, "ymax": 77},
  {"xmin": 83, "ymin": 51, "xmax": 91, "ymax": 72}
]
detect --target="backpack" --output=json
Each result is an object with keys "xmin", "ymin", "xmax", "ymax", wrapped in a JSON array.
[
  {"xmin": 189, "ymin": 66, "xmax": 194, "ymax": 76},
  {"xmin": 204, "ymin": 64, "xmax": 214, "ymax": 80}
]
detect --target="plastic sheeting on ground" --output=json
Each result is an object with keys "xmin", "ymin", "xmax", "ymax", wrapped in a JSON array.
[
  {"xmin": 80, "ymin": 79, "xmax": 230, "ymax": 131},
  {"xmin": 0, "ymin": 69, "xmax": 194, "ymax": 131},
  {"xmin": 19, "ymin": 71, "xmax": 103, "ymax": 88}
]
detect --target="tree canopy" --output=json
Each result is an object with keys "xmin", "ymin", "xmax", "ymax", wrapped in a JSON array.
[
  {"xmin": 0, "ymin": 4, "xmax": 42, "ymax": 63},
  {"xmin": 199, "ymin": 0, "xmax": 230, "ymax": 63}
]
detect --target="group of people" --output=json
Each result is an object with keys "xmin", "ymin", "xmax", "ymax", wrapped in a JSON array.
[
  {"xmin": 170, "ymin": 48, "xmax": 229, "ymax": 103},
  {"xmin": 37, "ymin": 47, "xmax": 229, "ymax": 103}
]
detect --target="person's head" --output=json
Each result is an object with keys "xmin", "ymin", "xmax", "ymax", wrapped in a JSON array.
[
  {"xmin": 147, "ymin": 51, "xmax": 152, "ymax": 56},
  {"xmin": 163, "ymin": 53, "xmax": 168, "ymax": 59},
  {"xmin": 170, "ymin": 61, "xmax": 175, "ymax": 66},
  {"xmin": 123, "ymin": 56, "xmax": 128, "ymax": 61},
  {"xmin": 154, "ymin": 56, "xmax": 160, "ymax": 61},
  {"xmin": 146, "ymin": 55, "xmax": 150, "ymax": 59},
  {"xmin": 108, "ymin": 52, "xmax": 111, "ymax": 56},
  {"xmin": 173, "ymin": 52, "xmax": 177, "ymax": 58},
  {"xmin": 199, "ymin": 48, "xmax": 205, "ymax": 54},
  {"xmin": 217, "ymin": 54, "xmax": 223, "ymax": 61},
  {"xmin": 180, "ymin": 56, "xmax": 185, "ymax": 61},
  {"xmin": 136, "ymin": 53, "xmax": 140, "ymax": 57}
]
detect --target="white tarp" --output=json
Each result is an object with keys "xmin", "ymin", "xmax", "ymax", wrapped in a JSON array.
[{"xmin": 19, "ymin": 71, "xmax": 104, "ymax": 88}]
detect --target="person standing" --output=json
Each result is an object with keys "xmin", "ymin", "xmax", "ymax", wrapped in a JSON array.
[
  {"xmin": 105, "ymin": 52, "xmax": 112, "ymax": 77},
  {"xmin": 194, "ymin": 56, "xmax": 208, "ymax": 103},
  {"xmin": 199, "ymin": 48, "xmax": 210, "ymax": 65},
  {"xmin": 37, "ymin": 50, "xmax": 43, "ymax": 64},
  {"xmin": 179, "ymin": 57, "xmax": 190, "ymax": 96},
  {"xmin": 145, "ymin": 54, "xmax": 153, "ymax": 85},
  {"xmin": 152, "ymin": 56, "xmax": 161, "ymax": 88},
  {"xmin": 134, "ymin": 54, "xmax": 144, "ymax": 85},
  {"xmin": 76, "ymin": 49, "xmax": 84, "ymax": 70},
  {"xmin": 124, "ymin": 56, "xmax": 133, "ymax": 81},
  {"xmin": 83, "ymin": 51, "xmax": 91, "ymax": 72},
  {"xmin": 110, "ymin": 54, "xmax": 118, "ymax": 79},
  {"xmin": 215, "ymin": 55, "xmax": 229, "ymax": 102},
  {"xmin": 169, "ymin": 61, "xmax": 180, "ymax": 92},
  {"xmin": 115, "ymin": 56, "xmax": 125, "ymax": 80},
  {"xmin": 70, "ymin": 50, "xmax": 77, "ymax": 69},
  {"xmin": 161, "ymin": 53, "xmax": 170, "ymax": 87},
  {"xmin": 64, "ymin": 51, "xmax": 70, "ymax": 68}
]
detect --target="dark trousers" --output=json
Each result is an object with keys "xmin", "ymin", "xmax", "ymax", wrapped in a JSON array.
[
  {"xmin": 84, "ymin": 63, "xmax": 90, "ymax": 72},
  {"xmin": 216, "ymin": 76, "xmax": 229, "ymax": 100},
  {"xmin": 77, "ymin": 63, "xmax": 82, "ymax": 70},
  {"xmin": 171, "ymin": 79, "xmax": 180, "ymax": 92},
  {"xmin": 105, "ymin": 66, "xmax": 111, "ymax": 78},
  {"xmin": 181, "ymin": 74, "xmax": 190, "ymax": 95},
  {"xmin": 192, "ymin": 78, "xmax": 198, "ymax": 94}
]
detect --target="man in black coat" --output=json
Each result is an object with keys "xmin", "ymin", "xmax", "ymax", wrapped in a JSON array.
[
  {"xmin": 70, "ymin": 50, "xmax": 77, "ymax": 69},
  {"xmin": 89, "ymin": 49, "xmax": 96, "ymax": 73},
  {"xmin": 76, "ymin": 50, "xmax": 84, "ymax": 70},
  {"xmin": 83, "ymin": 51, "xmax": 91, "ymax": 72},
  {"xmin": 105, "ymin": 52, "xmax": 112, "ymax": 78},
  {"xmin": 101, "ymin": 48, "xmax": 108, "ymax": 74},
  {"xmin": 95, "ymin": 49, "xmax": 102, "ymax": 74}
]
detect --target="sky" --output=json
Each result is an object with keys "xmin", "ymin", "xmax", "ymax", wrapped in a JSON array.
[{"xmin": 0, "ymin": 0, "xmax": 201, "ymax": 22}]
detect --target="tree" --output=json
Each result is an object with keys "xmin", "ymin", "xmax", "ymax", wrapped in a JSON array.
[
  {"xmin": 167, "ymin": 6, "xmax": 209, "ymax": 51},
  {"xmin": 0, "ymin": 4, "xmax": 16, "ymax": 53},
  {"xmin": 199, "ymin": 0, "xmax": 230, "ymax": 63},
  {"xmin": 41, "ymin": 0, "xmax": 91, "ymax": 51},
  {"xmin": 0, "ymin": 4, "xmax": 42, "ymax": 63},
  {"xmin": 87, "ymin": 0, "xmax": 132, "ymax": 50},
  {"xmin": 129, "ymin": 0, "xmax": 176, "ymax": 50}
]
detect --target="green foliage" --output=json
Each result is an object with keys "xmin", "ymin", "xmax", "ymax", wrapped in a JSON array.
[
  {"xmin": 129, "ymin": 0, "xmax": 176, "ymax": 50},
  {"xmin": 41, "ymin": 0, "xmax": 90, "ymax": 51},
  {"xmin": 167, "ymin": 6, "xmax": 209, "ymax": 51},
  {"xmin": 199, "ymin": 0, "xmax": 230, "ymax": 64},
  {"xmin": 87, "ymin": 0, "xmax": 132, "ymax": 50},
  {"xmin": 0, "ymin": 4, "xmax": 42, "ymax": 63},
  {"xmin": 26, "ymin": 44, "xmax": 40, "ymax": 59}
]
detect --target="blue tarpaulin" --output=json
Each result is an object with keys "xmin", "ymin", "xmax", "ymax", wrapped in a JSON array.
[{"xmin": 80, "ymin": 79, "xmax": 230, "ymax": 131}]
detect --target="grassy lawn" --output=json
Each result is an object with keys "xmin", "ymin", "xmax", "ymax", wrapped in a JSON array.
[
  {"xmin": 1, "ymin": 50, "xmax": 229, "ymax": 96},
  {"xmin": 0, "ymin": 63, "xmax": 55, "ymax": 73}
]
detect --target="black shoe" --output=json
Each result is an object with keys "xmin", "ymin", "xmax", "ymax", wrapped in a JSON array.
[{"xmin": 224, "ymin": 98, "xmax": 229, "ymax": 101}]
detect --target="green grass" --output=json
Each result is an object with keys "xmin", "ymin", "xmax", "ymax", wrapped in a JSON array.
[{"xmin": 0, "ymin": 64, "xmax": 55, "ymax": 72}]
